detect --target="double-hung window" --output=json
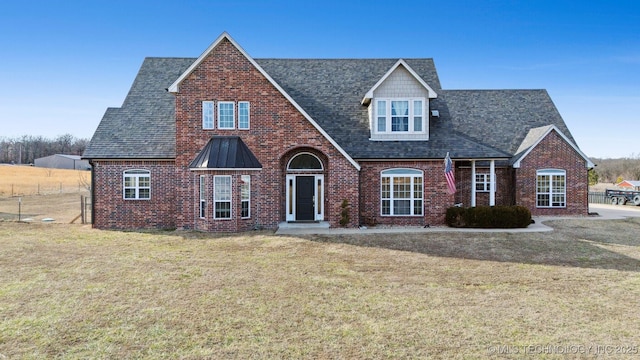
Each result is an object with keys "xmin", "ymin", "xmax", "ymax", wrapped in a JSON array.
[
  {"xmin": 241, "ymin": 175, "xmax": 250, "ymax": 218},
  {"xmin": 202, "ymin": 101, "xmax": 214, "ymax": 129},
  {"xmin": 218, "ymin": 102, "xmax": 235, "ymax": 129},
  {"xmin": 238, "ymin": 102, "xmax": 250, "ymax": 129},
  {"xmin": 475, "ymin": 173, "xmax": 491, "ymax": 192},
  {"xmin": 123, "ymin": 169, "xmax": 150, "ymax": 200},
  {"xmin": 214, "ymin": 175, "xmax": 232, "ymax": 219},
  {"xmin": 381, "ymin": 169, "xmax": 423, "ymax": 216},
  {"xmin": 199, "ymin": 175, "xmax": 206, "ymax": 218},
  {"xmin": 376, "ymin": 99, "xmax": 425, "ymax": 133},
  {"xmin": 391, "ymin": 100, "xmax": 409, "ymax": 131},
  {"xmin": 536, "ymin": 169, "xmax": 566, "ymax": 208},
  {"xmin": 201, "ymin": 101, "xmax": 251, "ymax": 129}
]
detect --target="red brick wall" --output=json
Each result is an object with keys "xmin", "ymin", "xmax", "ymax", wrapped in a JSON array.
[
  {"xmin": 515, "ymin": 130, "xmax": 589, "ymax": 216},
  {"xmin": 173, "ymin": 38, "xmax": 360, "ymax": 230},
  {"xmin": 359, "ymin": 160, "xmax": 454, "ymax": 226},
  {"xmin": 91, "ymin": 160, "xmax": 176, "ymax": 229}
]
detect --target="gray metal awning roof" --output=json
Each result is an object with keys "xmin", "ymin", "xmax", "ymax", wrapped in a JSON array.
[{"xmin": 189, "ymin": 136, "xmax": 262, "ymax": 170}]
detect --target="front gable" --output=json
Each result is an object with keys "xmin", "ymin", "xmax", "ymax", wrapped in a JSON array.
[
  {"xmin": 362, "ymin": 59, "xmax": 438, "ymax": 104},
  {"xmin": 512, "ymin": 125, "xmax": 594, "ymax": 169},
  {"xmin": 512, "ymin": 125, "xmax": 591, "ymax": 216},
  {"xmin": 169, "ymin": 32, "xmax": 360, "ymax": 171},
  {"xmin": 362, "ymin": 60, "xmax": 438, "ymax": 141}
]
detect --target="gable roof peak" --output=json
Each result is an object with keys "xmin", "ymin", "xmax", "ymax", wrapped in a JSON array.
[
  {"xmin": 167, "ymin": 32, "xmax": 361, "ymax": 171},
  {"xmin": 362, "ymin": 59, "xmax": 438, "ymax": 105},
  {"xmin": 168, "ymin": 32, "xmax": 241, "ymax": 93},
  {"xmin": 511, "ymin": 124, "xmax": 594, "ymax": 168}
]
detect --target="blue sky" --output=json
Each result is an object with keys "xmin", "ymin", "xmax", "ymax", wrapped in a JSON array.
[{"xmin": 1, "ymin": 0, "xmax": 638, "ymax": 158}]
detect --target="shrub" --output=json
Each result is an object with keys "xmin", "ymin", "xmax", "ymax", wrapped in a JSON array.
[
  {"xmin": 339, "ymin": 199, "xmax": 350, "ymax": 227},
  {"xmin": 445, "ymin": 205, "xmax": 531, "ymax": 228},
  {"xmin": 445, "ymin": 206, "xmax": 466, "ymax": 227}
]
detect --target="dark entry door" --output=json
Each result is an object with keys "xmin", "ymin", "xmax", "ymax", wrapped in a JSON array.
[{"xmin": 296, "ymin": 176, "xmax": 315, "ymax": 221}]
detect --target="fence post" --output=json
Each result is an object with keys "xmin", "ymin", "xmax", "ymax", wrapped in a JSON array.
[{"xmin": 81, "ymin": 195, "xmax": 85, "ymax": 224}]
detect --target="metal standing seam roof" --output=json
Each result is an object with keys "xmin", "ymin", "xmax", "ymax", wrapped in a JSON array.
[
  {"xmin": 189, "ymin": 136, "xmax": 262, "ymax": 169},
  {"xmin": 83, "ymin": 56, "xmax": 582, "ymax": 162}
]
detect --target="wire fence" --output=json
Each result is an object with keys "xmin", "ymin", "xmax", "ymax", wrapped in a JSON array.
[{"xmin": 0, "ymin": 183, "xmax": 89, "ymax": 197}]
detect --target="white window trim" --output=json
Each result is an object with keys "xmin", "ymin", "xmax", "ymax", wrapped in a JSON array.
[
  {"xmin": 199, "ymin": 175, "xmax": 206, "ymax": 219},
  {"xmin": 217, "ymin": 101, "xmax": 235, "ymax": 129},
  {"xmin": 241, "ymin": 175, "xmax": 251, "ymax": 219},
  {"xmin": 238, "ymin": 101, "xmax": 250, "ymax": 130},
  {"xmin": 123, "ymin": 169, "xmax": 151, "ymax": 200},
  {"xmin": 374, "ymin": 98, "xmax": 426, "ymax": 134},
  {"xmin": 202, "ymin": 101, "xmax": 214, "ymax": 129},
  {"xmin": 214, "ymin": 175, "xmax": 232, "ymax": 219},
  {"xmin": 286, "ymin": 152, "xmax": 324, "ymax": 171},
  {"xmin": 380, "ymin": 168, "xmax": 423, "ymax": 216},
  {"xmin": 475, "ymin": 173, "xmax": 491, "ymax": 192},
  {"xmin": 536, "ymin": 169, "xmax": 566, "ymax": 208}
]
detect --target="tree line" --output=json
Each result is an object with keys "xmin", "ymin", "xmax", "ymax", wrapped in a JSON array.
[
  {"xmin": 591, "ymin": 154, "xmax": 640, "ymax": 185},
  {"xmin": 0, "ymin": 134, "xmax": 89, "ymax": 165},
  {"xmin": 1, "ymin": 134, "xmax": 637, "ymax": 184}
]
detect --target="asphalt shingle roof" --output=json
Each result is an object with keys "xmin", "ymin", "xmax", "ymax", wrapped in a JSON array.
[
  {"xmin": 442, "ymin": 90, "xmax": 575, "ymax": 156},
  {"xmin": 83, "ymin": 56, "xmax": 579, "ymax": 161},
  {"xmin": 83, "ymin": 57, "xmax": 193, "ymax": 159}
]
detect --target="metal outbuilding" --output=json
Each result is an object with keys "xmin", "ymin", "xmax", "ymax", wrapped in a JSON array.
[{"xmin": 34, "ymin": 154, "xmax": 91, "ymax": 170}]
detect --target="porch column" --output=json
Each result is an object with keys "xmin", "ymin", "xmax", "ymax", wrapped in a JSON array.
[
  {"xmin": 489, "ymin": 160, "xmax": 496, "ymax": 206},
  {"xmin": 471, "ymin": 160, "xmax": 476, "ymax": 207}
]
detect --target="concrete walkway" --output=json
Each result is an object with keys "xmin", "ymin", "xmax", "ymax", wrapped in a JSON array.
[{"xmin": 275, "ymin": 203, "xmax": 640, "ymax": 235}]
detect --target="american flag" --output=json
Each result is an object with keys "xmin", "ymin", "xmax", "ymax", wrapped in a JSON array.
[{"xmin": 444, "ymin": 152, "xmax": 456, "ymax": 194}]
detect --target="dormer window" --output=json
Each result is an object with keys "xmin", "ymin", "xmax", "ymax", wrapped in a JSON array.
[
  {"xmin": 376, "ymin": 99, "xmax": 425, "ymax": 133},
  {"xmin": 363, "ymin": 60, "xmax": 436, "ymax": 141}
]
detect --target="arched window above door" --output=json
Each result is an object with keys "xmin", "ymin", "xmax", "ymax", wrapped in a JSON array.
[{"xmin": 287, "ymin": 153, "xmax": 323, "ymax": 171}]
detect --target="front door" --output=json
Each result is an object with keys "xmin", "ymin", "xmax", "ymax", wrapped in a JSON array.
[{"xmin": 295, "ymin": 176, "xmax": 315, "ymax": 221}]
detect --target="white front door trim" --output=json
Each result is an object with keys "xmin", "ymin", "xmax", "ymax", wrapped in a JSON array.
[{"xmin": 286, "ymin": 174, "xmax": 324, "ymax": 221}]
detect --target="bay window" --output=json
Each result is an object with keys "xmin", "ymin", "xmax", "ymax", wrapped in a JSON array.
[
  {"xmin": 214, "ymin": 175, "xmax": 232, "ymax": 219},
  {"xmin": 241, "ymin": 175, "xmax": 250, "ymax": 218},
  {"xmin": 199, "ymin": 175, "xmax": 206, "ymax": 218}
]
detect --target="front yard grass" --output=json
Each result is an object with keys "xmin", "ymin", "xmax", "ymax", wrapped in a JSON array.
[{"xmin": 1, "ymin": 218, "xmax": 639, "ymax": 359}]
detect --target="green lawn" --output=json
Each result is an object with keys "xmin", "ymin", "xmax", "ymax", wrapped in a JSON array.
[{"xmin": 1, "ymin": 218, "xmax": 639, "ymax": 359}]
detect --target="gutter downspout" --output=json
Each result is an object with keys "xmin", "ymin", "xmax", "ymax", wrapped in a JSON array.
[{"xmin": 90, "ymin": 160, "xmax": 95, "ymax": 226}]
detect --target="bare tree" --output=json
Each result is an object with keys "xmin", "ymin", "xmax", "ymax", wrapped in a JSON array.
[
  {"xmin": 592, "ymin": 154, "xmax": 640, "ymax": 183},
  {"xmin": 0, "ymin": 134, "xmax": 90, "ymax": 164},
  {"xmin": 78, "ymin": 172, "xmax": 92, "ymax": 192}
]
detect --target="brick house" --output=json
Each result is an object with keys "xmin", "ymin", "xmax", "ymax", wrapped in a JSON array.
[{"xmin": 83, "ymin": 32, "xmax": 593, "ymax": 231}]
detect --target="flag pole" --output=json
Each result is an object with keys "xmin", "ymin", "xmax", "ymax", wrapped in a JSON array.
[{"xmin": 444, "ymin": 152, "xmax": 456, "ymax": 195}]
